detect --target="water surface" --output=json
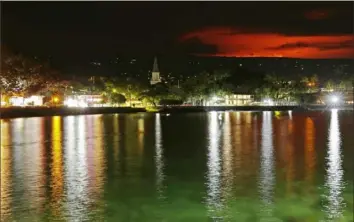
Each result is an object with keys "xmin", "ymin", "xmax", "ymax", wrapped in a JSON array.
[{"xmin": 1, "ymin": 111, "xmax": 353, "ymax": 221}]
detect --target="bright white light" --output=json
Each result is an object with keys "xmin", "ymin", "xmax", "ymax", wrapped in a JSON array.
[
  {"xmin": 78, "ymin": 100, "xmax": 88, "ymax": 108},
  {"xmin": 263, "ymin": 99, "xmax": 274, "ymax": 106},
  {"xmin": 24, "ymin": 95, "xmax": 44, "ymax": 106},
  {"xmin": 64, "ymin": 98, "xmax": 77, "ymax": 107},
  {"xmin": 288, "ymin": 110, "xmax": 293, "ymax": 120},
  {"xmin": 330, "ymin": 95, "xmax": 339, "ymax": 103},
  {"xmin": 9, "ymin": 97, "xmax": 24, "ymax": 106},
  {"xmin": 64, "ymin": 98, "xmax": 87, "ymax": 108}
]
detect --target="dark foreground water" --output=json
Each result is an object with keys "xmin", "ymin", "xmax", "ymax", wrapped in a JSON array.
[{"xmin": 1, "ymin": 111, "xmax": 353, "ymax": 222}]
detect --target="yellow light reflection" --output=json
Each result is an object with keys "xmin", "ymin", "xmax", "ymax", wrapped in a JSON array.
[
  {"xmin": 259, "ymin": 111, "xmax": 274, "ymax": 219},
  {"xmin": 252, "ymin": 114, "xmax": 259, "ymax": 159},
  {"xmin": 113, "ymin": 115, "xmax": 119, "ymax": 163},
  {"xmin": 51, "ymin": 116, "xmax": 63, "ymax": 217},
  {"xmin": 286, "ymin": 120, "xmax": 295, "ymax": 195},
  {"xmin": 1, "ymin": 120, "xmax": 12, "ymax": 220},
  {"xmin": 222, "ymin": 112, "xmax": 232, "ymax": 190},
  {"xmin": 324, "ymin": 109, "xmax": 345, "ymax": 220},
  {"xmin": 155, "ymin": 114, "xmax": 165, "ymax": 199},
  {"xmin": 242, "ymin": 112, "xmax": 253, "ymax": 176},
  {"xmin": 138, "ymin": 118, "xmax": 145, "ymax": 152},
  {"xmin": 277, "ymin": 118, "xmax": 288, "ymax": 163},
  {"xmin": 93, "ymin": 115, "xmax": 105, "ymax": 194},
  {"xmin": 286, "ymin": 115, "xmax": 294, "ymax": 195},
  {"xmin": 1, "ymin": 120, "xmax": 12, "ymax": 147},
  {"xmin": 304, "ymin": 117, "xmax": 316, "ymax": 188},
  {"xmin": 221, "ymin": 112, "xmax": 233, "ymax": 220},
  {"xmin": 206, "ymin": 111, "xmax": 222, "ymax": 219}
]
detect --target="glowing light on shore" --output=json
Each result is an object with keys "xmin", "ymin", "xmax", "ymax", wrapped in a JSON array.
[{"xmin": 64, "ymin": 98, "xmax": 88, "ymax": 108}]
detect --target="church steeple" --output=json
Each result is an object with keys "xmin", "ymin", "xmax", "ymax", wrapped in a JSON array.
[
  {"xmin": 152, "ymin": 57, "xmax": 159, "ymax": 73},
  {"xmin": 150, "ymin": 56, "xmax": 161, "ymax": 85}
]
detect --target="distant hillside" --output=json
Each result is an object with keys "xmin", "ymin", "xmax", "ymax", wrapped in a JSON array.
[{"xmin": 52, "ymin": 54, "xmax": 353, "ymax": 81}]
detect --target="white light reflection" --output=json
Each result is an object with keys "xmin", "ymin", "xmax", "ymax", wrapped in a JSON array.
[
  {"xmin": 155, "ymin": 114, "xmax": 165, "ymax": 200},
  {"xmin": 324, "ymin": 109, "xmax": 345, "ymax": 221},
  {"xmin": 206, "ymin": 111, "xmax": 222, "ymax": 219},
  {"xmin": 23, "ymin": 118, "xmax": 44, "ymax": 217},
  {"xmin": 221, "ymin": 112, "xmax": 233, "ymax": 219},
  {"xmin": 64, "ymin": 116, "xmax": 89, "ymax": 221},
  {"xmin": 259, "ymin": 111, "xmax": 275, "ymax": 220},
  {"xmin": 288, "ymin": 110, "xmax": 292, "ymax": 120}
]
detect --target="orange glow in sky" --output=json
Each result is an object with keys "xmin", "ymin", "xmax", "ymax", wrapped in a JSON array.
[{"xmin": 180, "ymin": 27, "xmax": 354, "ymax": 59}]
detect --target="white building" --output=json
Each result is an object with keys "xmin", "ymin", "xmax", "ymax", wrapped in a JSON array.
[
  {"xmin": 150, "ymin": 57, "xmax": 161, "ymax": 85},
  {"xmin": 9, "ymin": 95, "xmax": 44, "ymax": 106},
  {"xmin": 224, "ymin": 94, "xmax": 254, "ymax": 106}
]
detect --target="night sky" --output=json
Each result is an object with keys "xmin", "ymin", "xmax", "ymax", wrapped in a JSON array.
[{"xmin": 2, "ymin": 1, "xmax": 354, "ymax": 64}]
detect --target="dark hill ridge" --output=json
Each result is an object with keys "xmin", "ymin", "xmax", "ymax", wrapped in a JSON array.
[{"xmin": 32, "ymin": 53, "xmax": 354, "ymax": 81}]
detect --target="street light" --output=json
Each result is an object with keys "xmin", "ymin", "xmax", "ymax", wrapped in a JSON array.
[
  {"xmin": 330, "ymin": 95, "xmax": 339, "ymax": 104},
  {"xmin": 327, "ymin": 94, "xmax": 342, "ymax": 106}
]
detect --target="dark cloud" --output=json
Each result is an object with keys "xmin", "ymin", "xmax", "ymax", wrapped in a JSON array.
[
  {"xmin": 268, "ymin": 40, "xmax": 354, "ymax": 51},
  {"xmin": 304, "ymin": 9, "xmax": 334, "ymax": 20}
]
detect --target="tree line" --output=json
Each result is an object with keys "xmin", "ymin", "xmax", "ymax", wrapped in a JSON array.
[{"xmin": 1, "ymin": 48, "xmax": 353, "ymax": 107}]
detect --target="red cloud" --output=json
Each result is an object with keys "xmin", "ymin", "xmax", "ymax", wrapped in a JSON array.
[{"xmin": 179, "ymin": 27, "xmax": 354, "ymax": 59}]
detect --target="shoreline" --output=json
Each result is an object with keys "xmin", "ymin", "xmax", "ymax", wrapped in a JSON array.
[
  {"xmin": 0, "ymin": 107, "xmax": 146, "ymax": 119},
  {"xmin": 0, "ymin": 105, "xmax": 352, "ymax": 119}
]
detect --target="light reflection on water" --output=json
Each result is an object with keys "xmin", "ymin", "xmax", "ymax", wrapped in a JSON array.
[
  {"xmin": 259, "ymin": 111, "xmax": 275, "ymax": 221},
  {"xmin": 50, "ymin": 116, "xmax": 64, "ymax": 218},
  {"xmin": 305, "ymin": 117, "xmax": 316, "ymax": 190},
  {"xmin": 206, "ymin": 111, "xmax": 222, "ymax": 219},
  {"xmin": 64, "ymin": 115, "xmax": 89, "ymax": 221},
  {"xmin": 155, "ymin": 114, "xmax": 165, "ymax": 200},
  {"xmin": 1, "ymin": 120, "xmax": 12, "ymax": 221},
  {"xmin": 0, "ymin": 111, "xmax": 352, "ymax": 221},
  {"xmin": 324, "ymin": 109, "xmax": 345, "ymax": 221},
  {"xmin": 221, "ymin": 112, "xmax": 233, "ymax": 219}
]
